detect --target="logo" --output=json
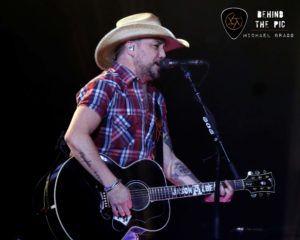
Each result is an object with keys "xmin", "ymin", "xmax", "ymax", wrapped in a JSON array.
[
  {"xmin": 242, "ymin": 10, "xmax": 294, "ymax": 39},
  {"xmin": 221, "ymin": 7, "xmax": 248, "ymax": 40},
  {"xmin": 221, "ymin": 7, "xmax": 295, "ymax": 39}
]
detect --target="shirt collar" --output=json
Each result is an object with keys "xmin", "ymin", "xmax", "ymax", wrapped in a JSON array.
[{"xmin": 111, "ymin": 62, "xmax": 138, "ymax": 86}]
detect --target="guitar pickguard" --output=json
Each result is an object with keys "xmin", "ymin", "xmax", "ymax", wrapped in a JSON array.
[{"xmin": 113, "ymin": 215, "xmax": 132, "ymax": 226}]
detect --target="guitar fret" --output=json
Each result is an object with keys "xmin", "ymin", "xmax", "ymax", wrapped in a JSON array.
[
  {"xmin": 235, "ymin": 180, "xmax": 244, "ymax": 190},
  {"xmin": 150, "ymin": 188, "xmax": 154, "ymax": 201},
  {"xmin": 228, "ymin": 180, "xmax": 244, "ymax": 191},
  {"xmin": 158, "ymin": 187, "xmax": 161, "ymax": 200},
  {"xmin": 231, "ymin": 180, "xmax": 236, "ymax": 190},
  {"xmin": 162, "ymin": 187, "xmax": 166, "ymax": 200},
  {"xmin": 155, "ymin": 187, "xmax": 159, "ymax": 200},
  {"xmin": 167, "ymin": 186, "xmax": 172, "ymax": 199}
]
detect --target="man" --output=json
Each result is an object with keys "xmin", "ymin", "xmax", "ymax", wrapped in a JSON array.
[{"xmin": 64, "ymin": 12, "xmax": 233, "ymax": 239}]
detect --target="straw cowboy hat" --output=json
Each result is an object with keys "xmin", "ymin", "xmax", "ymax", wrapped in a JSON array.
[{"xmin": 95, "ymin": 12, "xmax": 190, "ymax": 69}]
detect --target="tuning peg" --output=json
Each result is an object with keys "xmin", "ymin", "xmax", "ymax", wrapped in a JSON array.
[
  {"xmin": 263, "ymin": 170, "xmax": 267, "ymax": 173},
  {"xmin": 248, "ymin": 171, "xmax": 254, "ymax": 176},
  {"xmin": 255, "ymin": 170, "xmax": 260, "ymax": 175},
  {"xmin": 258, "ymin": 193, "xmax": 264, "ymax": 197},
  {"xmin": 251, "ymin": 193, "xmax": 257, "ymax": 198}
]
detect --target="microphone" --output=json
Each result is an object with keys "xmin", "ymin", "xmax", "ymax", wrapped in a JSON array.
[{"xmin": 160, "ymin": 58, "xmax": 208, "ymax": 69}]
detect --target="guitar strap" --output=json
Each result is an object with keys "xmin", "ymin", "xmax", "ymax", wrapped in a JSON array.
[{"xmin": 155, "ymin": 101, "xmax": 163, "ymax": 167}]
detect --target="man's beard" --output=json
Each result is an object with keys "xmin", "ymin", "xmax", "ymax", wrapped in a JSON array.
[
  {"xmin": 148, "ymin": 65, "xmax": 160, "ymax": 80},
  {"xmin": 141, "ymin": 63, "xmax": 160, "ymax": 81}
]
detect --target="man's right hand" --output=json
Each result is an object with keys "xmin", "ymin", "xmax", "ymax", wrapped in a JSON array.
[{"xmin": 107, "ymin": 183, "xmax": 132, "ymax": 217}]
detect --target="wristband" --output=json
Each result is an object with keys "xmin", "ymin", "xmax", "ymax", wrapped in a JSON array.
[{"xmin": 104, "ymin": 179, "xmax": 121, "ymax": 193}]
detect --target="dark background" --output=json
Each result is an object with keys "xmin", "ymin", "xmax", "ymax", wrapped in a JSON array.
[{"xmin": 2, "ymin": 0, "xmax": 299, "ymax": 239}]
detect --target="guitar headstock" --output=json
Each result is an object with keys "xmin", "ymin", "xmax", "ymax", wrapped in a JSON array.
[{"xmin": 243, "ymin": 170, "xmax": 275, "ymax": 198}]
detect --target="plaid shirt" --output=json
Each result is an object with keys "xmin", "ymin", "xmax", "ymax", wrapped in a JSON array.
[{"xmin": 76, "ymin": 63, "xmax": 168, "ymax": 166}]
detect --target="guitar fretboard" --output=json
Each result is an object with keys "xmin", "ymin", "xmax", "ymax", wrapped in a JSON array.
[{"xmin": 149, "ymin": 180, "xmax": 244, "ymax": 201}]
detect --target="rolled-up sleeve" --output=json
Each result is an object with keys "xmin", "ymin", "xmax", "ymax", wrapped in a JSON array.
[{"xmin": 76, "ymin": 79, "xmax": 115, "ymax": 119}]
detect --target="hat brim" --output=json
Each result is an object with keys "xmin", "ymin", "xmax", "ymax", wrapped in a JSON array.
[{"xmin": 95, "ymin": 23, "xmax": 189, "ymax": 70}]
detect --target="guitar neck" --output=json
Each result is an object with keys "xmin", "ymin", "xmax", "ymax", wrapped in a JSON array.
[{"xmin": 149, "ymin": 180, "xmax": 244, "ymax": 201}]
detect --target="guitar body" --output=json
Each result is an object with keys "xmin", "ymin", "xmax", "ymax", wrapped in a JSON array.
[
  {"xmin": 43, "ymin": 156, "xmax": 170, "ymax": 239},
  {"xmin": 41, "ymin": 154, "xmax": 275, "ymax": 239}
]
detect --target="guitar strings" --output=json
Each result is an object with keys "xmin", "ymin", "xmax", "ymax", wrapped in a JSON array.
[{"xmin": 119, "ymin": 178, "xmax": 273, "ymax": 200}]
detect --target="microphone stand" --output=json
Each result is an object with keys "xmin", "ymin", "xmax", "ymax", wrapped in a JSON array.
[{"xmin": 180, "ymin": 65, "xmax": 240, "ymax": 240}]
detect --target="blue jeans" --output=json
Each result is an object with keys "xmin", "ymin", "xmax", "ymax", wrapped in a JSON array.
[{"xmin": 123, "ymin": 228, "xmax": 145, "ymax": 240}]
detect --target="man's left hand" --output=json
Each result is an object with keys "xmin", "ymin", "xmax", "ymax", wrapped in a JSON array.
[{"xmin": 203, "ymin": 180, "xmax": 234, "ymax": 203}]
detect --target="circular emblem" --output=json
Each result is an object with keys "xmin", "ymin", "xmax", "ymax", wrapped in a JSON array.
[{"xmin": 225, "ymin": 12, "xmax": 243, "ymax": 30}]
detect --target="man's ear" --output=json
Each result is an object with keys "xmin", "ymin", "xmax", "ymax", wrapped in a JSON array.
[
  {"xmin": 128, "ymin": 45, "xmax": 134, "ymax": 51},
  {"xmin": 125, "ymin": 41, "xmax": 135, "ymax": 56}
]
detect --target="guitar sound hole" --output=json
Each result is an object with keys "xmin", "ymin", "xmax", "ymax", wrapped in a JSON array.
[{"xmin": 127, "ymin": 181, "xmax": 150, "ymax": 211}]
